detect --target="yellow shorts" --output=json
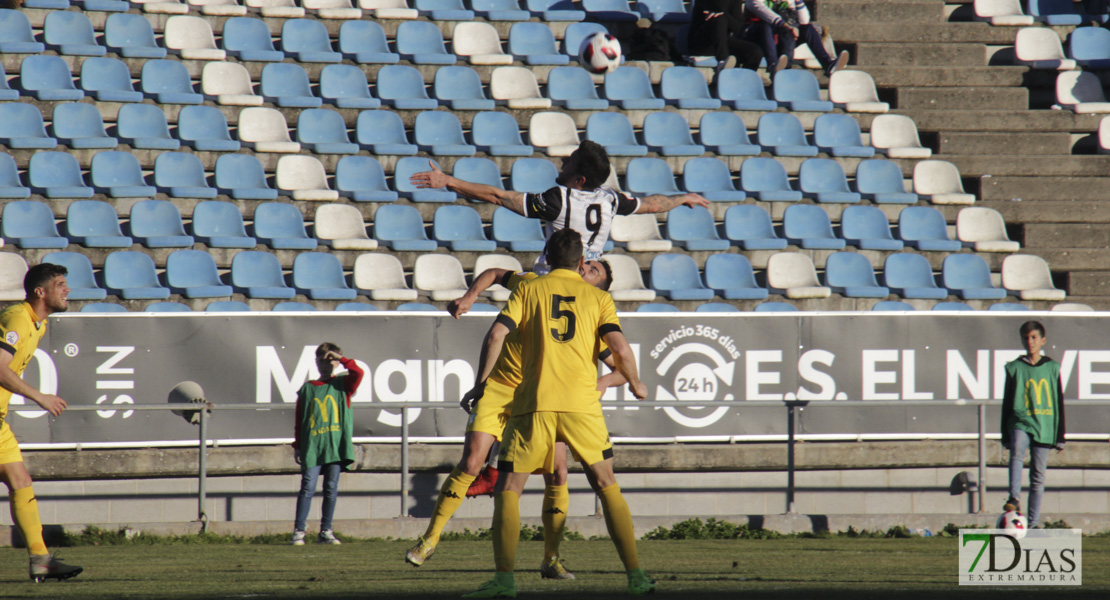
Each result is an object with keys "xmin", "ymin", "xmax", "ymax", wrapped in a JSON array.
[
  {"xmin": 0, "ymin": 421, "xmax": 24, "ymax": 465},
  {"xmin": 498, "ymin": 411, "xmax": 613, "ymax": 474},
  {"xmin": 465, "ymin": 379, "xmax": 515, "ymax": 441}
]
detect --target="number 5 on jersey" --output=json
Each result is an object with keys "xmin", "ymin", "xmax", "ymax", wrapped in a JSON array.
[{"xmin": 549, "ymin": 295, "xmax": 576, "ymax": 342}]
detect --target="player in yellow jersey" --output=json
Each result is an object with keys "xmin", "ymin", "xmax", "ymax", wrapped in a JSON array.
[
  {"xmin": 405, "ymin": 259, "xmax": 619, "ymax": 580},
  {"xmin": 0, "ymin": 263, "xmax": 82, "ymax": 582},
  {"xmin": 464, "ymin": 229, "xmax": 654, "ymax": 599}
]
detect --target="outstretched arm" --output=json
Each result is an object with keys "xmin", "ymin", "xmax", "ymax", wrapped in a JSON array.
[
  {"xmin": 635, "ymin": 192, "xmax": 711, "ymax": 214},
  {"xmin": 410, "ymin": 161, "xmax": 528, "ymax": 215},
  {"xmin": 601, "ymin": 331, "xmax": 647, "ymax": 399},
  {"xmin": 448, "ymin": 268, "xmax": 513, "ymax": 319}
]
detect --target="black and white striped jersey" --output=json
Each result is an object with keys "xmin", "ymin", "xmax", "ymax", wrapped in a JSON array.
[{"xmin": 525, "ymin": 185, "xmax": 640, "ymax": 261}]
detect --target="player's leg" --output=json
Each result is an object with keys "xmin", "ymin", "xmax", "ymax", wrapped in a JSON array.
[
  {"xmin": 318, "ymin": 463, "xmax": 341, "ymax": 544},
  {"xmin": 1027, "ymin": 445, "xmax": 1050, "ymax": 528},
  {"xmin": 1005, "ymin": 429, "xmax": 1028, "ymax": 513},
  {"xmin": 292, "ymin": 463, "xmax": 321, "ymax": 545},
  {"xmin": 539, "ymin": 443, "xmax": 573, "ymax": 579}
]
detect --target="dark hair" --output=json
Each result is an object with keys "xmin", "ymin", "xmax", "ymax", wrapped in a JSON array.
[
  {"xmin": 598, "ymin": 259, "xmax": 613, "ymax": 292},
  {"xmin": 574, "ymin": 140, "xmax": 611, "ymax": 190},
  {"xmin": 1020, "ymin": 321, "xmax": 1045, "ymax": 337},
  {"xmin": 545, "ymin": 228, "xmax": 583, "ymax": 270},
  {"xmin": 24, "ymin": 263, "xmax": 67, "ymax": 299},
  {"xmin": 316, "ymin": 342, "xmax": 341, "ymax": 357}
]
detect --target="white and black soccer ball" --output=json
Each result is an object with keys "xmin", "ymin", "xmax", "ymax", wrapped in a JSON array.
[
  {"xmin": 996, "ymin": 510, "xmax": 1028, "ymax": 539},
  {"xmin": 579, "ymin": 32, "xmax": 622, "ymax": 74}
]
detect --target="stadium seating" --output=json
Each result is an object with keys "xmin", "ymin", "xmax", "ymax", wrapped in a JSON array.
[
  {"xmin": 1051, "ymin": 302, "xmax": 1093, "ymax": 312},
  {"xmin": 587, "ymin": 112, "xmax": 648, "ymax": 156},
  {"xmin": 165, "ymin": 250, "xmax": 233, "ymax": 298},
  {"xmin": 0, "ymin": 154, "xmax": 30, "ymax": 199},
  {"xmin": 813, "ymin": 114, "xmax": 876, "ymax": 157},
  {"xmin": 282, "ymin": 18, "xmax": 342, "ymax": 62},
  {"xmin": 696, "ymin": 303, "xmax": 740, "ymax": 312},
  {"xmin": 625, "ymin": 157, "xmax": 682, "ymax": 197},
  {"xmin": 828, "ymin": 70, "xmax": 890, "ymax": 113},
  {"xmin": 704, "ymin": 254, "xmax": 768, "ymax": 300},
  {"xmin": 637, "ymin": 303, "xmax": 681, "ymax": 312},
  {"xmin": 682, "ymin": 157, "xmax": 746, "ymax": 201},
  {"xmin": 0, "ymin": 65, "xmax": 16, "ymax": 101},
  {"xmin": 335, "ymin": 155, "xmax": 399, "ymax": 202},
  {"xmin": 650, "ymin": 254, "xmax": 714, "ymax": 300},
  {"xmin": 973, "ymin": 0, "xmax": 1034, "ymax": 25},
  {"xmin": 292, "ymin": 253, "xmax": 357, "ymax": 300},
  {"xmin": 473, "ymin": 0, "xmax": 530, "ymax": 20},
  {"xmin": 376, "ymin": 65, "xmax": 439, "ymax": 110},
  {"xmin": 81, "ymin": 302, "xmax": 130, "ymax": 313},
  {"xmin": 773, "ymin": 70, "xmax": 833, "ymax": 111},
  {"xmin": 433, "ymin": 205, "xmax": 497, "ymax": 251},
  {"xmin": 90, "ymin": 152, "xmax": 157, "ymax": 198},
  {"xmin": 222, "ymin": 17, "xmax": 284, "ymax": 61},
  {"xmin": 698, "ymin": 112, "xmax": 760, "ymax": 156},
  {"xmin": 643, "ymin": 112, "xmax": 705, "ymax": 156},
  {"xmin": 373, "ymin": 204, "xmax": 438, "ymax": 250},
  {"xmin": 872, "ymin": 301, "xmax": 916, "ymax": 311},
  {"xmin": 854, "ymin": 159, "xmax": 918, "ymax": 204},
  {"xmin": 153, "ymin": 152, "xmax": 217, "ymax": 199},
  {"xmin": 414, "ymin": 111, "xmax": 477, "ymax": 156},
  {"xmin": 415, "ymin": 0, "xmax": 474, "ymax": 20},
  {"xmin": 205, "ymin": 301, "xmax": 253, "ymax": 312},
  {"xmin": 723, "ymin": 205, "xmax": 787, "ymax": 250},
  {"xmin": 1056, "ymin": 70, "xmax": 1110, "ymax": 113},
  {"xmin": 164, "ymin": 16, "xmax": 226, "ymax": 60},
  {"xmin": 214, "ymin": 153, "xmax": 279, "ymax": 200},
  {"xmin": 190, "ymin": 200, "xmax": 258, "ymax": 248},
  {"xmin": 956, "ymin": 207, "xmax": 1021, "ymax": 252},
  {"xmin": 452, "ymin": 157, "xmax": 505, "ymax": 190},
  {"xmin": 782, "ymin": 204, "xmax": 846, "ymax": 249},
  {"xmin": 337, "ymin": 20, "xmax": 399, "ymax": 63},
  {"xmin": 757, "ymin": 113, "xmax": 819, "ymax": 157},
  {"xmin": 353, "ymin": 253, "xmax": 418, "ymax": 300},
  {"xmin": 0, "ymin": 254, "xmax": 29, "ymax": 301},
  {"xmin": 510, "ymin": 158, "xmax": 559, "ymax": 193},
  {"xmin": 716, "ymin": 68, "xmax": 778, "ymax": 111},
  {"xmin": 177, "ymin": 105, "xmax": 241, "ymax": 151},
  {"xmin": 65, "ymin": 201, "xmax": 132, "ymax": 248},
  {"xmin": 1068, "ymin": 26, "xmax": 1110, "ymax": 69},
  {"xmin": 1014, "ymin": 27, "xmax": 1077, "ymax": 69},
  {"xmin": 104, "ymin": 251, "xmax": 171, "ymax": 299},
  {"xmin": 766, "ymin": 253, "xmax": 831, "ymax": 299},
  {"xmin": 932, "ymin": 302, "xmax": 975, "ymax": 311},
  {"xmin": 141, "ymin": 59, "xmax": 203, "ymax": 104},
  {"xmin": 29, "ymin": 152, "xmax": 93, "ymax": 199},
  {"xmin": 230, "ymin": 251, "xmax": 297, "ymax": 299},
  {"xmin": 275, "ymin": 155, "xmax": 341, "ymax": 201},
  {"xmin": 395, "ymin": 157, "xmax": 457, "ymax": 202},
  {"xmin": 823, "ymin": 252, "xmax": 889, "ymax": 298},
  {"xmin": 2, "ymin": 201, "xmax": 68, "ymax": 249},
  {"xmin": 104, "ymin": 13, "xmax": 166, "ymax": 58},
  {"xmin": 528, "ymin": 0, "xmax": 586, "ymax": 21},
  {"xmin": 396, "ymin": 21, "xmax": 457, "ymax": 64},
  {"xmin": 869, "ymin": 115, "xmax": 933, "ymax": 158},
  {"xmin": 0, "ymin": 9, "xmax": 46, "ymax": 53},
  {"xmin": 665, "ymin": 205, "xmax": 730, "ymax": 251},
  {"xmin": 129, "ymin": 200, "xmax": 194, "ymax": 248},
  {"xmin": 604, "ymin": 254, "xmax": 657, "ymax": 301},
  {"xmin": 116, "ymin": 104, "xmax": 180, "ymax": 150},
  {"xmin": 610, "ymin": 214, "xmax": 672, "ymax": 252},
  {"xmin": 42, "ymin": 252, "xmax": 107, "ymax": 301},
  {"xmin": 529, "ymin": 112, "xmax": 580, "ymax": 156},
  {"xmin": 433, "ymin": 66, "xmax": 495, "ymax": 110},
  {"xmin": 359, "ymin": 0, "xmax": 418, "ymax": 19},
  {"xmin": 453, "ymin": 22, "xmax": 512, "ymax": 65},
  {"xmin": 1027, "ymin": 0, "xmax": 1086, "ymax": 25},
  {"xmin": 840, "ymin": 205, "xmax": 904, "ymax": 251},
  {"xmin": 897, "ymin": 206, "xmax": 962, "ymax": 251},
  {"xmin": 941, "ymin": 254, "xmax": 1007, "ymax": 300},
  {"xmin": 604, "ymin": 67, "xmax": 666, "ymax": 109},
  {"xmin": 660, "ymin": 66, "xmax": 721, "ymax": 109},
  {"xmin": 44, "ymin": 11, "xmax": 106, "ymax": 56},
  {"xmin": 80, "ymin": 57, "xmax": 144, "ymax": 102},
  {"xmin": 21, "ymin": 55, "xmax": 84, "ymax": 101},
  {"xmin": 492, "ymin": 67, "xmax": 553, "ymax": 109},
  {"xmin": 354, "ymin": 110, "xmax": 416, "ymax": 155},
  {"xmin": 201, "ymin": 62, "xmax": 264, "ymax": 106},
  {"xmin": 143, "ymin": 302, "xmax": 192, "ymax": 312},
  {"xmin": 913, "ymin": 160, "xmax": 976, "ymax": 205},
  {"xmin": 472, "ymin": 254, "xmax": 524, "ymax": 300},
  {"xmin": 740, "ymin": 158, "xmax": 802, "ymax": 202},
  {"xmin": 414, "ymin": 254, "xmax": 469, "ymax": 301},
  {"xmin": 52, "ymin": 103, "xmax": 118, "ymax": 149},
  {"xmin": 509, "ymin": 22, "xmax": 569, "ymax": 64},
  {"xmin": 251, "ymin": 202, "xmax": 319, "ymax": 249},
  {"xmin": 304, "ymin": 0, "xmax": 362, "ymax": 19},
  {"xmin": 1001, "ymin": 254, "xmax": 1067, "ymax": 300},
  {"xmin": 296, "ymin": 109, "xmax": 359, "ymax": 154},
  {"xmin": 799, "ymin": 159, "xmax": 862, "ymax": 204},
  {"xmin": 260, "ymin": 63, "xmax": 322, "ymax": 107},
  {"xmin": 335, "ymin": 302, "xmax": 380, "ymax": 312},
  {"xmin": 470, "ymin": 111, "xmax": 531, "ymax": 156},
  {"xmin": 489, "ymin": 208, "xmax": 545, "ymax": 252},
  {"xmin": 0, "ymin": 103, "xmax": 58, "ymax": 149}
]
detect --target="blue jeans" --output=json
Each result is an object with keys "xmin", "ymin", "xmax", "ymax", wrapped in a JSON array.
[
  {"xmin": 1007, "ymin": 429, "xmax": 1050, "ymax": 528},
  {"xmin": 748, "ymin": 22, "xmax": 834, "ymax": 74},
  {"xmin": 294, "ymin": 462, "xmax": 341, "ymax": 532}
]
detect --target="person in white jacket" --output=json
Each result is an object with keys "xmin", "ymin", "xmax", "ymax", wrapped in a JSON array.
[{"xmin": 744, "ymin": 0, "xmax": 848, "ymax": 76}]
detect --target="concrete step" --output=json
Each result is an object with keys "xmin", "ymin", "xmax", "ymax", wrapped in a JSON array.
[
  {"xmin": 887, "ymin": 110, "xmax": 1103, "ymax": 133},
  {"xmin": 981, "ymin": 199, "xmax": 1110, "ymax": 226},
  {"xmin": 937, "ymin": 132, "xmax": 1073, "ymax": 155},
  {"xmin": 855, "ymin": 42, "xmax": 986, "ymax": 67},
  {"xmin": 820, "ymin": 1, "xmax": 945, "ymax": 23},
  {"xmin": 1063, "ymin": 273, "xmax": 1110, "ymax": 300},
  {"xmin": 863, "ymin": 66, "xmax": 1029, "ymax": 88},
  {"xmin": 1024, "ymin": 224, "xmax": 1110, "ymax": 249},
  {"xmin": 980, "ymin": 177, "xmax": 1110, "ymax": 203},
  {"xmin": 830, "ymin": 22, "xmax": 1023, "ymax": 44},
  {"xmin": 1030, "ymin": 248, "xmax": 1110, "ymax": 271},
  {"xmin": 942, "ymin": 155, "xmax": 1110, "ymax": 178},
  {"xmin": 894, "ymin": 86, "xmax": 1028, "ymax": 110}
]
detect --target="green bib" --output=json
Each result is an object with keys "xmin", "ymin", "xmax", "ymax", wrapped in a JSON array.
[{"xmin": 298, "ymin": 377, "xmax": 355, "ymax": 469}]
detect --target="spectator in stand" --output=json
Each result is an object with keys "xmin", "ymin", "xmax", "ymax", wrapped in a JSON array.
[
  {"xmin": 688, "ymin": 0, "xmax": 765, "ymax": 77},
  {"xmin": 744, "ymin": 0, "xmax": 848, "ymax": 76}
]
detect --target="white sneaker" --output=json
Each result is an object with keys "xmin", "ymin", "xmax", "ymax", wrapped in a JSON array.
[
  {"xmin": 826, "ymin": 50, "xmax": 849, "ymax": 77},
  {"xmin": 291, "ymin": 530, "xmax": 306, "ymax": 546},
  {"xmin": 318, "ymin": 529, "xmax": 341, "ymax": 545}
]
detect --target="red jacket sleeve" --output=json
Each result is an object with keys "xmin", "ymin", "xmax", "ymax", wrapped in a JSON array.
[{"xmin": 340, "ymin": 357, "xmax": 364, "ymax": 407}]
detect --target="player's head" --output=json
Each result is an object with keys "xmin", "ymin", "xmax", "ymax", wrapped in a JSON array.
[
  {"xmin": 316, "ymin": 342, "xmax": 342, "ymax": 377},
  {"xmin": 545, "ymin": 228, "xmax": 584, "ymax": 271},
  {"xmin": 24, "ymin": 263, "xmax": 69, "ymax": 314},
  {"xmin": 558, "ymin": 140, "xmax": 610, "ymax": 191},
  {"xmin": 1020, "ymin": 321, "xmax": 1046, "ymax": 355},
  {"xmin": 580, "ymin": 259, "xmax": 613, "ymax": 291}
]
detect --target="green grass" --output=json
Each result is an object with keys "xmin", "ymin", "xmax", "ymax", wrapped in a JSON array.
[{"xmin": 1, "ymin": 538, "xmax": 1108, "ymax": 599}]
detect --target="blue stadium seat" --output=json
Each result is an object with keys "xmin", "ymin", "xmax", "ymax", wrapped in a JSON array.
[
  {"xmin": 665, "ymin": 205, "xmax": 730, "ymax": 251},
  {"xmin": 434, "ymin": 66, "xmax": 495, "ymax": 110},
  {"xmin": 81, "ymin": 303, "xmax": 129, "ymax": 313},
  {"xmin": 90, "ymin": 151, "xmax": 157, "ymax": 198},
  {"xmin": 25, "ymin": 0, "xmax": 71, "ymax": 10},
  {"xmin": 511, "ymin": 158, "xmax": 559, "ymax": 192},
  {"xmin": 548, "ymin": 66, "xmax": 609, "ymax": 109},
  {"xmin": 704, "ymin": 253, "xmax": 769, "ymax": 300},
  {"xmin": 1, "ymin": 201, "xmax": 68, "ymax": 249},
  {"xmin": 603, "ymin": 66, "xmax": 666, "ymax": 109},
  {"xmin": 509, "ymin": 22, "xmax": 569, "ymax": 65},
  {"xmin": 660, "ymin": 66, "xmax": 722, "ymax": 109},
  {"xmin": 396, "ymin": 21, "xmax": 457, "ymax": 64},
  {"xmin": 103, "ymin": 251, "xmax": 171, "ymax": 299},
  {"xmin": 29, "ymin": 152, "xmax": 93, "ymax": 199},
  {"xmin": 813, "ymin": 114, "xmax": 876, "ymax": 158},
  {"xmin": 636, "ymin": 0, "xmax": 691, "ymax": 22},
  {"xmin": 754, "ymin": 302, "xmax": 798, "ymax": 312},
  {"xmin": 355, "ymin": 110, "xmax": 418, "ymax": 155},
  {"xmin": 104, "ymin": 13, "xmax": 165, "ymax": 58},
  {"xmin": 723, "ymin": 205, "xmax": 788, "ymax": 250},
  {"xmin": 414, "ymin": 111, "xmax": 477, "ymax": 155},
  {"xmin": 281, "ymin": 18, "xmax": 342, "ymax": 63},
  {"xmin": 772, "ymin": 69, "xmax": 833, "ymax": 111},
  {"xmin": 682, "ymin": 157, "xmax": 745, "ymax": 201},
  {"xmin": 855, "ymin": 159, "xmax": 918, "ymax": 204},
  {"xmin": 296, "ymin": 108, "xmax": 359, "ymax": 154},
  {"xmin": 116, "ymin": 104, "xmax": 181, "ymax": 150},
  {"xmin": 757, "ymin": 113, "xmax": 819, "ymax": 157},
  {"xmin": 696, "ymin": 303, "xmax": 741, "ymax": 312},
  {"xmin": 932, "ymin": 301, "xmax": 974, "ymax": 311},
  {"xmin": 320, "ymin": 64, "xmax": 382, "ymax": 109},
  {"xmin": 433, "ymin": 205, "xmax": 497, "ymax": 251},
  {"xmin": 650, "ymin": 254, "xmax": 714, "ymax": 300},
  {"xmin": 989, "ymin": 302, "xmax": 1030, "ymax": 311},
  {"xmin": 636, "ymin": 303, "xmax": 681, "ymax": 312},
  {"xmin": 1068, "ymin": 26, "xmax": 1110, "ymax": 69},
  {"xmin": 292, "ymin": 253, "xmax": 357, "ymax": 300},
  {"xmin": 0, "ymin": 64, "xmax": 17, "ymax": 101},
  {"xmin": 375, "ymin": 65, "xmax": 439, "ymax": 109},
  {"xmin": 583, "ymin": 0, "xmax": 639, "ymax": 19},
  {"xmin": 740, "ymin": 157, "xmax": 802, "ymax": 202},
  {"xmin": 20, "ymin": 56, "xmax": 84, "ymax": 101},
  {"xmin": 80, "ymin": 57, "xmax": 144, "ymax": 103},
  {"xmin": 177, "ymin": 105, "xmax": 240, "ymax": 152},
  {"xmin": 469, "ymin": 303, "xmax": 502, "ymax": 312},
  {"xmin": 51, "ymin": 103, "xmax": 118, "ymax": 149},
  {"xmin": 395, "ymin": 157, "xmax": 457, "ymax": 202},
  {"xmin": 586, "ymin": 112, "xmax": 647, "ymax": 156},
  {"xmin": 222, "ymin": 17, "xmax": 284, "ymax": 62},
  {"xmin": 230, "ymin": 251, "xmax": 296, "ymax": 299},
  {"xmin": 474, "ymin": 0, "xmax": 530, "ymax": 20},
  {"xmin": 190, "ymin": 200, "xmax": 257, "ymax": 248},
  {"xmin": 528, "ymin": 0, "xmax": 586, "ymax": 21},
  {"xmin": 252, "ymin": 202, "xmax": 318, "ymax": 250},
  {"xmin": 715, "ymin": 68, "xmax": 777, "ymax": 110},
  {"xmin": 335, "ymin": 302, "xmax": 381, "ymax": 312},
  {"xmin": 492, "ymin": 206, "xmax": 546, "ymax": 251},
  {"xmin": 273, "ymin": 302, "xmax": 317, "ymax": 312},
  {"xmin": 1028, "ymin": 0, "xmax": 1085, "ymax": 25},
  {"xmin": 145, "ymin": 302, "xmax": 193, "ymax": 313},
  {"xmin": 395, "ymin": 302, "xmax": 442, "ymax": 312},
  {"xmin": 942, "ymin": 254, "xmax": 1007, "ymax": 300},
  {"xmin": 452, "ymin": 157, "xmax": 505, "ymax": 190},
  {"xmin": 0, "ymin": 104, "xmax": 57, "ymax": 149},
  {"xmin": 129, "ymin": 200, "xmax": 195, "ymax": 248},
  {"xmin": 642, "ymin": 112, "xmax": 705, "ymax": 156},
  {"xmin": 471, "ymin": 111, "xmax": 532, "ymax": 156},
  {"xmin": 335, "ymin": 155, "xmax": 398, "ymax": 202},
  {"xmin": 799, "ymin": 159, "xmax": 861, "ymax": 204},
  {"xmin": 44, "ymin": 11, "xmax": 105, "ymax": 56},
  {"xmin": 415, "ymin": 0, "xmax": 475, "ymax": 19},
  {"xmin": 872, "ymin": 301, "xmax": 915, "ymax": 311},
  {"xmin": 337, "ymin": 20, "xmax": 399, "ymax": 64},
  {"xmin": 206, "ymin": 301, "xmax": 253, "ymax": 312},
  {"xmin": 0, "ymin": 9, "xmax": 45, "ymax": 53},
  {"xmin": 260, "ymin": 63, "xmax": 322, "ymax": 107},
  {"xmin": 882, "ymin": 253, "xmax": 947, "ymax": 299},
  {"xmin": 897, "ymin": 206, "xmax": 962, "ymax": 251},
  {"xmin": 154, "ymin": 152, "xmax": 217, "ymax": 199},
  {"xmin": 626, "ymin": 157, "xmax": 682, "ymax": 197},
  {"xmin": 64, "ymin": 200, "xmax": 132, "ymax": 247},
  {"xmin": 698, "ymin": 112, "xmax": 760, "ymax": 156},
  {"xmin": 373, "ymin": 204, "xmax": 438, "ymax": 251},
  {"xmin": 165, "ymin": 250, "xmax": 232, "ymax": 298},
  {"xmin": 0, "ymin": 153, "xmax": 30, "ymax": 199},
  {"xmin": 823, "ymin": 252, "xmax": 889, "ymax": 298},
  {"xmin": 783, "ymin": 204, "xmax": 847, "ymax": 249},
  {"xmin": 214, "ymin": 153, "xmax": 278, "ymax": 200},
  {"xmin": 840, "ymin": 205, "xmax": 903, "ymax": 251},
  {"xmin": 42, "ymin": 252, "xmax": 107, "ymax": 300},
  {"xmin": 141, "ymin": 60, "xmax": 203, "ymax": 104}
]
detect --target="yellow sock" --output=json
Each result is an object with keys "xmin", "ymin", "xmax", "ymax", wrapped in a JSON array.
[
  {"xmin": 597, "ymin": 483, "xmax": 638, "ymax": 570},
  {"xmin": 492, "ymin": 490, "xmax": 520, "ymax": 573},
  {"xmin": 542, "ymin": 484, "xmax": 569, "ymax": 562},
  {"xmin": 421, "ymin": 468, "xmax": 476, "ymax": 545},
  {"xmin": 10, "ymin": 487, "xmax": 48, "ymax": 556}
]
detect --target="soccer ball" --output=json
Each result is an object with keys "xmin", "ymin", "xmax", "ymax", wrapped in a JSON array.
[
  {"xmin": 996, "ymin": 510, "xmax": 1028, "ymax": 539},
  {"xmin": 579, "ymin": 32, "xmax": 622, "ymax": 74}
]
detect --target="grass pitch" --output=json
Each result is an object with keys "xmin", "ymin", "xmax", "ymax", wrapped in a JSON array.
[{"xmin": 1, "ymin": 537, "xmax": 1108, "ymax": 599}]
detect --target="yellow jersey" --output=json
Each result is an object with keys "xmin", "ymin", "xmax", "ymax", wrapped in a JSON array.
[
  {"xmin": 487, "ymin": 272, "xmax": 538, "ymax": 388},
  {"xmin": 0, "ymin": 302, "xmax": 47, "ymax": 419},
  {"xmin": 497, "ymin": 268, "xmax": 621, "ymax": 415}
]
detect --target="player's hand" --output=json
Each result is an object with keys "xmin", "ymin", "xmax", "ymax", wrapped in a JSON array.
[
  {"xmin": 293, "ymin": 450, "xmax": 303, "ymax": 466},
  {"xmin": 447, "ymin": 295, "xmax": 476, "ymax": 319},
  {"xmin": 324, "ymin": 350, "xmax": 343, "ymax": 362},
  {"xmin": 460, "ymin": 383, "xmax": 486, "ymax": 413},
  {"xmin": 33, "ymin": 394, "xmax": 67, "ymax": 417},
  {"xmin": 410, "ymin": 161, "xmax": 451, "ymax": 190},
  {"xmin": 628, "ymin": 381, "xmax": 648, "ymax": 400},
  {"xmin": 682, "ymin": 193, "xmax": 711, "ymax": 209}
]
